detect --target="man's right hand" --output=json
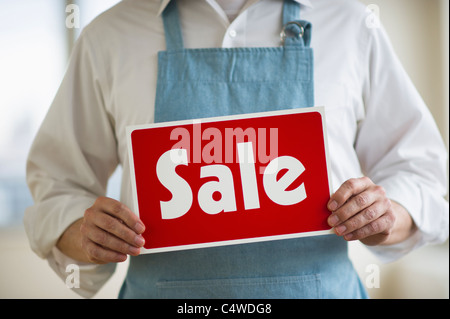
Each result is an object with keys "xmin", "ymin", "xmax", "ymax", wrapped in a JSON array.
[{"xmin": 57, "ymin": 197, "xmax": 146, "ymax": 264}]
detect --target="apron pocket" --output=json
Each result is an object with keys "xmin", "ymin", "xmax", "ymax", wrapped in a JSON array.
[{"xmin": 156, "ymin": 274, "xmax": 321, "ymax": 299}]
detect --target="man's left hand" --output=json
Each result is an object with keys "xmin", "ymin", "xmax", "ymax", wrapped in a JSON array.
[{"xmin": 327, "ymin": 177, "xmax": 415, "ymax": 246}]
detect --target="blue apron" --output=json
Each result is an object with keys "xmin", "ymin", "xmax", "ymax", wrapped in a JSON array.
[{"xmin": 119, "ymin": 0, "xmax": 368, "ymax": 299}]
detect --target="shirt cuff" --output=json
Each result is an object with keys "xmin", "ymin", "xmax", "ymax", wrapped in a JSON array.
[
  {"xmin": 366, "ymin": 174, "xmax": 449, "ymax": 263},
  {"xmin": 364, "ymin": 228, "xmax": 424, "ymax": 263},
  {"xmin": 48, "ymin": 246, "xmax": 117, "ymax": 298}
]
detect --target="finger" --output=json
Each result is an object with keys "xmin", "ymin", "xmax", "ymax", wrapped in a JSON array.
[
  {"xmin": 87, "ymin": 225, "xmax": 142, "ymax": 256},
  {"xmin": 328, "ymin": 186, "xmax": 381, "ymax": 227},
  {"xmin": 333, "ymin": 200, "xmax": 387, "ymax": 236},
  {"xmin": 328, "ymin": 177, "xmax": 373, "ymax": 212},
  {"xmin": 95, "ymin": 197, "xmax": 145, "ymax": 234},
  {"xmin": 91, "ymin": 211, "xmax": 145, "ymax": 248},
  {"xmin": 81, "ymin": 237, "xmax": 128, "ymax": 264},
  {"xmin": 342, "ymin": 211, "xmax": 395, "ymax": 242},
  {"xmin": 80, "ymin": 218, "xmax": 141, "ymax": 260}
]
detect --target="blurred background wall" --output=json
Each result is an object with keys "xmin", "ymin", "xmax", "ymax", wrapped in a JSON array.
[{"xmin": 0, "ymin": 0, "xmax": 448, "ymax": 299}]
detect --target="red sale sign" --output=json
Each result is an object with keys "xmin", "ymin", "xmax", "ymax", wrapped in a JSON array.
[{"xmin": 127, "ymin": 107, "xmax": 333, "ymax": 253}]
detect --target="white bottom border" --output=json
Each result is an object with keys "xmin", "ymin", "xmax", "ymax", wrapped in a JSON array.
[{"xmin": 140, "ymin": 228, "xmax": 334, "ymax": 254}]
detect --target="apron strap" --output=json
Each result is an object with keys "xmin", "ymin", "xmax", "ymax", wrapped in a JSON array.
[
  {"xmin": 282, "ymin": 0, "xmax": 301, "ymax": 24},
  {"xmin": 161, "ymin": 0, "xmax": 311, "ymax": 50},
  {"xmin": 162, "ymin": 0, "xmax": 184, "ymax": 51},
  {"xmin": 282, "ymin": 0, "xmax": 311, "ymax": 47}
]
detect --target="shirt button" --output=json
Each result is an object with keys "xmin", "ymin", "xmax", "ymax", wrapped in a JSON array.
[{"xmin": 229, "ymin": 30, "xmax": 237, "ymax": 38}]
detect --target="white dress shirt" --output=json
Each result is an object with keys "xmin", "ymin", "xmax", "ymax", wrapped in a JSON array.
[
  {"xmin": 24, "ymin": 0, "xmax": 449, "ymax": 298},
  {"xmin": 215, "ymin": 0, "xmax": 248, "ymax": 21}
]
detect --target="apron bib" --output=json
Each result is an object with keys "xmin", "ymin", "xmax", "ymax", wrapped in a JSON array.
[{"xmin": 120, "ymin": 0, "xmax": 368, "ymax": 299}]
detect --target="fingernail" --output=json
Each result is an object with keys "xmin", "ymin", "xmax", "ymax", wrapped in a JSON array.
[
  {"xmin": 135, "ymin": 235, "xmax": 145, "ymax": 246},
  {"xmin": 135, "ymin": 222, "xmax": 145, "ymax": 234},
  {"xmin": 129, "ymin": 246, "xmax": 140, "ymax": 255},
  {"xmin": 328, "ymin": 200, "xmax": 338, "ymax": 211},
  {"xmin": 335, "ymin": 224, "xmax": 346, "ymax": 235},
  {"xmin": 328, "ymin": 214, "xmax": 339, "ymax": 227}
]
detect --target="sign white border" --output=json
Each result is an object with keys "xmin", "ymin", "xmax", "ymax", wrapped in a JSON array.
[{"xmin": 126, "ymin": 106, "xmax": 334, "ymax": 254}]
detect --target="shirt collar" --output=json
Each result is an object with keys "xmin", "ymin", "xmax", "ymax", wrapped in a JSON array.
[{"xmin": 156, "ymin": 0, "xmax": 313, "ymax": 17}]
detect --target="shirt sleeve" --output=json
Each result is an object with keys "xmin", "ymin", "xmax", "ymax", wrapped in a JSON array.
[
  {"xmin": 356, "ymin": 19, "xmax": 449, "ymax": 262},
  {"xmin": 48, "ymin": 246, "xmax": 117, "ymax": 298},
  {"xmin": 24, "ymin": 27, "xmax": 119, "ymax": 295}
]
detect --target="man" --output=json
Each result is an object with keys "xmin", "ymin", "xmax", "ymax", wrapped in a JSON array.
[{"xmin": 25, "ymin": 0, "xmax": 448, "ymax": 298}]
